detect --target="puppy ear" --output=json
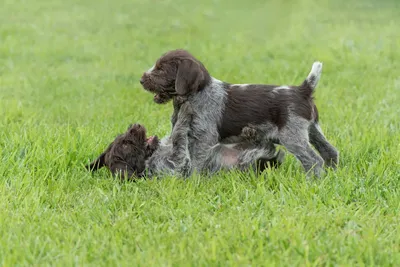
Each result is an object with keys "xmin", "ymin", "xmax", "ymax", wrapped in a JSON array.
[
  {"xmin": 175, "ymin": 59, "xmax": 204, "ymax": 95},
  {"xmin": 85, "ymin": 152, "xmax": 106, "ymax": 172}
]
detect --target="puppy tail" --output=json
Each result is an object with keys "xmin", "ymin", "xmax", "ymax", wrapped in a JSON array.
[{"xmin": 298, "ymin": 61, "xmax": 323, "ymax": 98}]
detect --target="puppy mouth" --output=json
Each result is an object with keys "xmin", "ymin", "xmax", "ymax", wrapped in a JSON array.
[
  {"xmin": 146, "ymin": 136, "xmax": 154, "ymax": 144},
  {"xmin": 140, "ymin": 77, "xmax": 163, "ymax": 94},
  {"xmin": 140, "ymin": 77, "xmax": 176, "ymax": 100},
  {"xmin": 145, "ymin": 135, "xmax": 159, "ymax": 157},
  {"xmin": 144, "ymin": 86, "xmax": 160, "ymax": 94}
]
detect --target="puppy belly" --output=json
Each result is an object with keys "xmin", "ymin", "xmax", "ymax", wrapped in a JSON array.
[{"xmin": 220, "ymin": 148, "xmax": 239, "ymax": 167}]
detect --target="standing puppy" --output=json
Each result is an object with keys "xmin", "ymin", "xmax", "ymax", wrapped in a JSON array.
[{"xmin": 140, "ymin": 49, "xmax": 338, "ymax": 177}]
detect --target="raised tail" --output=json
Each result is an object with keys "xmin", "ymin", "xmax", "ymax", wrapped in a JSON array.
[{"xmin": 298, "ymin": 61, "xmax": 323, "ymax": 98}]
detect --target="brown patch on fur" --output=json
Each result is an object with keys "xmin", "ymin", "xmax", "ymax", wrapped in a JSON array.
[{"xmin": 218, "ymin": 84, "xmax": 315, "ymax": 139}]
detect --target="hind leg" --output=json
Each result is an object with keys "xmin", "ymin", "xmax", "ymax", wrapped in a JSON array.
[
  {"xmin": 280, "ymin": 122, "xmax": 324, "ymax": 177},
  {"xmin": 309, "ymin": 123, "xmax": 339, "ymax": 169},
  {"xmin": 282, "ymin": 139, "xmax": 324, "ymax": 177}
]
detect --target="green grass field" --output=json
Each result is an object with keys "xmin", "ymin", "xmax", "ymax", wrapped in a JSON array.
[{"xmin": 1, "ymin": 0, "xmax": 399, "ymax": 265}]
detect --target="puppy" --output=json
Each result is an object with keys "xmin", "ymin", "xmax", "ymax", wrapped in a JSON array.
[
  {"xmin": 85, "ymin": 102, "xmax": 281, "ymax": 180},
  {"xmin": 140, "ymin": 49, "xmax": 339, "ymax": 177},
  {"xmin": 85, "ymin": 123, "xmax": 159, "ymax": 179}
]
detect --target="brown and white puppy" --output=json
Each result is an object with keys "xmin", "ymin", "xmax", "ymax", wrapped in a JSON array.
[{"xmin": 140, "ymin": 49, "xmax": 339, "ymax": 177}]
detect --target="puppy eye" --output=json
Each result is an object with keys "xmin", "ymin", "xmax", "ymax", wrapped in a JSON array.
[{"xmin": 115, "ymin": 156, "xmax": 124, "ymax": 162}]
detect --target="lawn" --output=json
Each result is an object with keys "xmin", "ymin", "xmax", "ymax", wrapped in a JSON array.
[{"xmin": 1, "ymin": 0, "xmax": 399, "ymax": 265}]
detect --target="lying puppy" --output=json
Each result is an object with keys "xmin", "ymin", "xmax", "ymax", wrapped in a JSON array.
[
  {"xmin": 85, "ymin": 102, "xmax": 282, "ymax": 180},
  {"xmin": 140, "ymin": 49, "xmax": 339, "ymax": 177},
  {"xmin": 85, "ymin": 123, "xmax": 159, "ymax": 179}
]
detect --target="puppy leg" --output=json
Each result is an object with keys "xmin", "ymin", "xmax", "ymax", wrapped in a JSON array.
[
  {"xmin": 256, "ymin": 149, "xmax": 286, "ymax": 171},
  {"xmin": 170, "ymin": 96, "xmax": 188, "ymax": 135},
  {"xmin": 219, "ymin": 124, "xmax": 263, "ymax": 144},
  {"xmin": 238, "ymin": 124, "xmax": 285, "ymax": 170},
  {"xmin": 237, "ymin": 147, "xmax": 277, "ymax": 171},
  {"xmin": 280, "ymin": 120, "xmax": 324, "ymax": 177},
  {"xmin": 280, "ymin": 137, "xmax": 324, "ymax": 177},
  {"xmin": 219, "ymin": 125, "xmax": 283, "ymax": 172},
  {"xmin": 309, "ymin": 123, "xmax": 339, "ymax": 169},
  {"xmin": 238, "ymin": 126, "xmax": 261, "ymax": 144},
  {"xmin": 168, "ymin": 101, "xmax": 193, "ymax": 177}
]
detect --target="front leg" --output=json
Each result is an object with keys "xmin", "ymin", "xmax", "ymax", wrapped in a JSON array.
[
  {"xmin": 170, "ymin": 96, "xmax": 188, "ymax": 134},
  {"xmin": 168, "ymin": 101, "xmax": 193, "ymax": 177}
]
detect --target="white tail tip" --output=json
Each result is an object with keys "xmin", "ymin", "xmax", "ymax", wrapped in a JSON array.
[{"xmin": 307, "ymin": 61, "xmax": 323, "ymax": 88}]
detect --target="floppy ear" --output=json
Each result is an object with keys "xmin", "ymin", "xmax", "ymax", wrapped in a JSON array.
[
  {"xmin": 85, "ymin": 152, "xmax": 106, "ymax": 172},
  {"xmin": 175, "ymin": 59, "xmax": 204, "ymax": 95}
]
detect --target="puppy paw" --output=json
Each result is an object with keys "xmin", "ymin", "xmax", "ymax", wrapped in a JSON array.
[
  {"xmin": 240, "ymin": 126, "xmax": 258, "ymax": 140},
  {"xmin": 179, "ymin": 157, "xmax": 192, "ymax": 178}
]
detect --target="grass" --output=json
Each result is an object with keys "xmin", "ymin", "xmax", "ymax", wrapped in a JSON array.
[{"xmin": 1, "ymin": 0, "xmax": 399, "ymax": 265}]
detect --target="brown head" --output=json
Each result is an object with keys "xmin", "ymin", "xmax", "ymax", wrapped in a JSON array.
[
  {"xmin": 85, "ymin": 124, "xmax": 159, "ymax": 180},
  {"xmin": 140, "ymin": 49, "xmax": 211, "ymax": 104}
]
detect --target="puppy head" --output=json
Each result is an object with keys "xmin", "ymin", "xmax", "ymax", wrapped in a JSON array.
[
  {"xmin": 86, "ymin": 124, "xmax": 160, "ymax": 180},
  {"xmin": 140, "ymin": 49, "xmax": 211, "ymax": 104}
]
